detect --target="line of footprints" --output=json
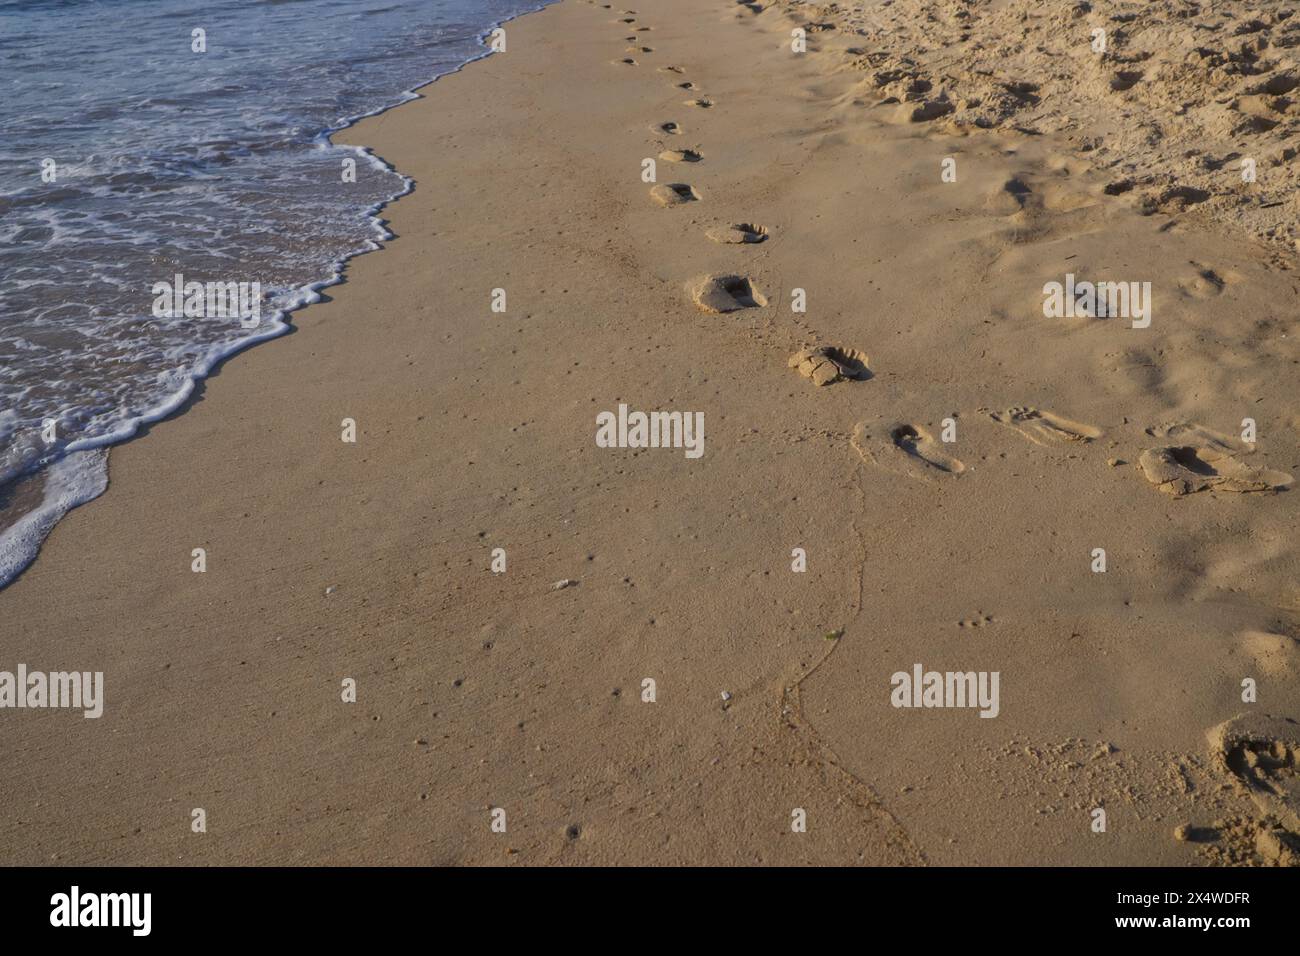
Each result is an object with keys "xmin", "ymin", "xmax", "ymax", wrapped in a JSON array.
[
  {"xmin": 601, "ymin": 2, "xmax": 1293, "ymax": 498},
  {"xmin": 609, "ymin": 7, "xmax": 775, "ymax": 312}
]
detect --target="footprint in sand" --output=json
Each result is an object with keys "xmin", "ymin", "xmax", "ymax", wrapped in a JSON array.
[
  {"xmin": 1178, "ymin": 262, "xmax": 1241, "ymax": 299},
  {"xmin": 706, "ymin": 222, "xmax": 767, "ymax": 243},
  {"xmin": 787, "ymin": 346, "xmax": 869, "ymax": 386},
  {"xmin": 659, "ymin": 147, "xmax": 703, "ymax": 163},
  {"xmin": 659, "ymin": 65, "xmax": 685, "ymax": 75},
  {"xmin": 853, "ymin": 420, "xmax": 964, "ymax": 479},
  {"xmin": 1139, "ymin": 423, "xmax": 1292, "ymax": 495},
  {"xmin": 690, "ymin": 274, "xmax": 767, "ymax": 312},
  {"xmin": 1108, "ymin": 69, "xmax": 1144, "ymax": 93},
  {"xmin": 987, "ymin": 176, "xmax": 1095, "ymax": 219},
  {"xmin": 650, "ymin": 183, "xmax": 700, "ymax": 206},
  {"xmin": 616, "ymin": 57, "xmax": 638, "ymax": 66},
  {"xmin": 889, "ymin": 423, "xmax": 964, "ymax": 473},
  {"xmin": 685, "ymin": 98, "xmax": 715, "ymax": 109},
  {"xmin": 654, "ymin": 120, "xmax": 683, "ymax": 135},
  {"xmin": 1138, "ymin": 423, "xmax": 1292, "ymax": 496},
  {"xmin": 1205, "ymin": 713, "xmax": 1300, "ymax": 864},
  {"xmin": 1139, "ymin": 184, "xmax": 1211, "ymax": 216},
  {"xmin": 893, "ymin": 98, "xmax": 955, "ymax": 123},
  {"xmin": 627, "ymin": 45, "xmax": 654, "ymax": 54},
  {"xmin": 988, "ymin": 406, "xmax": 1102, "ymax": 446},
  {"xmin": 677, "ymin": 81, "xmax": 698, "ymax": 91},
  {"xmin": 986, "ymin": 177, "xmax": 1033, "ymax": 216}
]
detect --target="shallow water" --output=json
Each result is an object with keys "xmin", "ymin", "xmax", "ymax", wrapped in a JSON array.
[{"xmin": 0, "ymin": 0, "xmax": 544, "ymax": 588}]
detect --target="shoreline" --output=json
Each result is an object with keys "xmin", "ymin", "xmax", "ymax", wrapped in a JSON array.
[
  {"xmin": 0, "ymin": 1, "xmax": 553, "ymax": 593},
  {"xmin": 2, "ymin": 0, "xmax": 1297, "ymax": 866}
]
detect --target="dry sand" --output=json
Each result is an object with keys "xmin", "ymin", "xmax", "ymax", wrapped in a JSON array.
[
  {"xmin": 1, "ymin": 0, "xmax": 1298, "ymax": 865},
  {"xmin": 784, "ymin": 0, "xmax": 1300, "ymax": 254}
]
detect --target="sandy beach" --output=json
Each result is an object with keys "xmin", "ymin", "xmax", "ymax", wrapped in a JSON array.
[{"xmin": 2, "ymin": 0, "xmax": 1298, "ymax": 866}]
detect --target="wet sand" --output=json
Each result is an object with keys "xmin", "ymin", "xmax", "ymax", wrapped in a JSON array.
[{"xmin": 1, "ymin": 0, "xmax": 1297, "ymax": 866}]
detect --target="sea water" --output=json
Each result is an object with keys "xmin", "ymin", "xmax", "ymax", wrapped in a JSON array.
[{"xmin": 0, "ymin": 0, "xmax": 546, "ymax": 588}]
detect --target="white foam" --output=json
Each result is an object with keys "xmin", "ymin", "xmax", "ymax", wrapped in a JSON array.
[{"xmin": 0, "ymin": 449, "xmax": 109, "ymax": 589}]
